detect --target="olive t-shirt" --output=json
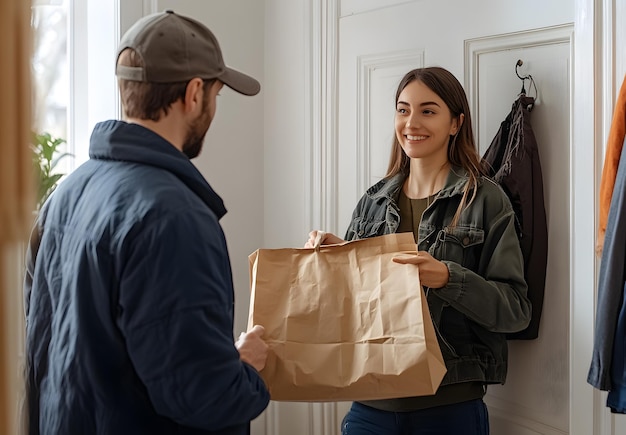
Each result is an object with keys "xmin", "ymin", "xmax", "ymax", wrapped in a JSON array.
[{"xmin": 396, "ymin": 189, "xmax": 435, "ymax": 242}]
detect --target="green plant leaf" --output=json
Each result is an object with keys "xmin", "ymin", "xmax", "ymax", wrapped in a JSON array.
[{"xmin": 31, "ymin": 131, "xmax": 72, "ymax": 209}]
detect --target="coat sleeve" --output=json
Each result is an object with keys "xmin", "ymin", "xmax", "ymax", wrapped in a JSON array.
[
  {"xmin": 115, "ymin": 209, "xmax": 269, "ymax": 431},
  {"xmin": 588, "ymin": 136, "xmax": 626, "ymax": 391},
  {"xmin": 436, "ymin": 201, "xmax": 531, "ymax": 334}
]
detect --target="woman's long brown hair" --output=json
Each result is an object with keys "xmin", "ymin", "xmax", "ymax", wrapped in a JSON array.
[{"xmin": 385, "ymin": 67, "xmax": 485, "ymax": 226}]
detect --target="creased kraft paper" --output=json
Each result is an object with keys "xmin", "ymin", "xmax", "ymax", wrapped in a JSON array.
[{"xmin": 247, "ymin": 233, "xmax": 446, "ymax": 402}]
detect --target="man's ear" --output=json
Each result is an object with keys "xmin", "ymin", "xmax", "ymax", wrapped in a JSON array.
[{"xmin": 183, "ymin": 78, "xmax": 205, "ymax": 114}]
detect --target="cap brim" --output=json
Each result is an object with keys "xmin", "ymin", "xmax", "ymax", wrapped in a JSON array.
[{"xmin": 219, "ymin": 68, "xmax": 260, "ymax": 96}]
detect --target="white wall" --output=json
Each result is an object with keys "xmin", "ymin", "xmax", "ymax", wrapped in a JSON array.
[
  {"xmin": 113, "ymin": 0, "xmax": 626, "ymax": 434},
  {"xmin": 260, "ymin": 0, "xmax": 624, "ymax": 434},
  {"xmin": 138, "ymin": 0, "xmax": 267, "ymax": 335},
  {"xmin": 264, "ymin": 0, "xmax": 309, "ymax": 249}
]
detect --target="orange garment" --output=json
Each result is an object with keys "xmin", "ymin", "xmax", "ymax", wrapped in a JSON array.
[{"xmin": 598, "ymin": 75, "xmax": 626, "ymax": 255}]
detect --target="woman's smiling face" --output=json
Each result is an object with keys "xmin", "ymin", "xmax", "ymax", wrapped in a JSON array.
[{"xmin": 394, "ymin": 79, "xmax": 460, "ymax": 163}]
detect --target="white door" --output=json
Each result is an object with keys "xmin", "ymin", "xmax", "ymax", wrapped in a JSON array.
[{"xmin": 335, "ymin": 1, "xmax": 573, "ymax": 434}]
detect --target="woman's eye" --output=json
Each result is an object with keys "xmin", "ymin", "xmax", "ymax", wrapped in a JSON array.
[
  {"xmin": 423, "ymin": 109, "xmax": 434, "ymax": 115},
  {"xmin": 396, "ymin": 108, "xmax": 407, "ymax": 114}
]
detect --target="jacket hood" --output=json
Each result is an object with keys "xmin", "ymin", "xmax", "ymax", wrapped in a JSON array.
[{"xmin": 89, "ymin": 120, "xmax": 227, "ymax": 219}]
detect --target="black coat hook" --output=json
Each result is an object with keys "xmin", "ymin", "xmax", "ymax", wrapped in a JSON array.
[
  {"xmin": 515, "ymin": 59, "xmax": 529, "ymax": 94},
  {"xmin": 515, "ymin": 59, "xmax": 537, "ymax": 111}
]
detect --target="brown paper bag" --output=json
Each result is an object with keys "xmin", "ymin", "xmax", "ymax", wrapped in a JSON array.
[{"xmin": 247, "ymin": 232, "xmax": 446, "ymax": 402}]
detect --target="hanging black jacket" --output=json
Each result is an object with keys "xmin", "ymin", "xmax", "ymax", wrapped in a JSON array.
[{"xmin": 482, "ymin": 95, "xmax": 548, "ymax": 340}]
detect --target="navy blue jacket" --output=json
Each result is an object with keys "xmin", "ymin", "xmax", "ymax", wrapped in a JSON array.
[
  {"xmin": 24, "ymin": 120, "xmax": 269, "ymax": 434},
  {"xmin": 588, "ymin": 136, "xmax": 626, "ymax": 413}
]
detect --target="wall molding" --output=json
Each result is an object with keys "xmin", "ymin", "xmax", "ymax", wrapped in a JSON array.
[
  {"xmin": 143, "ymin": 0, "xmax": 157, "ymax": 14},
  {"xmin": 308, "ymin": 402, "xmax": 339, "ymax": 435},
  {"xmin": 464, "ymin": 24, "xmax": 574, "ymax": 142},
  {"xmin": 356, "ymin": 49, "xmax": 425, "ymax": 195},
  {"xmin": 340, "ymin": 0, "xmax": 416, "ymax": 18},
  {"xmin": 305, "ymin": 0, "xmax": 340, "ymax": 236},
  {"xmin": 300, "ymin": 0, "xmax": 340, "ymax": 430},
  {"xmin": 484, "ymin": 395, "xmax": 568, "ymax": 435},
  {"xmin": 601, "ymin": 0, "xmax": 615, "ymax": 150},
  {"xmin": 618, "ymin": 0, "xmax": 626, "ymax": 82},
  {"xmin": 598, "ymin": 0, "xmax": 626, "ymax": 434},
  {"xmin": 263, "ymin": 401, "xmax": 278, "ymax": 435},
  {"xmin": 305, "ymin": 1, "xmax": 341, "ymax": 432},
  {"xmin": 568, "ymin": 0, "xmax": 598, "ymax": 432},
  {"xmin": 465, "ymin": 24, "xmax": 577, "ymax": 435}
]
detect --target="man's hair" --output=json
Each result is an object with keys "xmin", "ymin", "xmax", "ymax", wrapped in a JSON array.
[{"xmin": 117, "ymin": 48, "xmax": 212, "ymax": 121}]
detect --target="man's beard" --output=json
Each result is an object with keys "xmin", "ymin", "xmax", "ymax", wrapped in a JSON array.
[
  {"xmin": 182, "ymin": 102, "xmax": 212, "ymax": 159},
  {"xmin": 182, "ymin": 126, "xmax": 206, "ymax": 159}
]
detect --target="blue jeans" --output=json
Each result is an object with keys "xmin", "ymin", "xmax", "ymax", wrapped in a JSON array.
[{"xmin": 341, "ymin": 399, "xmax": 489, "ymax": 435}]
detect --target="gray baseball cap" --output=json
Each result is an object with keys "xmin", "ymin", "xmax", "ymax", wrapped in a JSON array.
[{"xmin": 115, "ymin": 10, "xmax": 260, "ymax": 96}]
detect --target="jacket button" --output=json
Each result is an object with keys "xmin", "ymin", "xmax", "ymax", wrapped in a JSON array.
[{"xmin": 463, "ymin": 237, "xmax": 470, "ymax": 246}]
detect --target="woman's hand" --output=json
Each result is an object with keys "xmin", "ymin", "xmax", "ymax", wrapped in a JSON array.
[
  {"xmin": 304, "ymin": 230, "xmax": 345, "ymax": 248},
  {"xmin": 393, "ymin": 251, "xmax": 450, "ymax": 288}
]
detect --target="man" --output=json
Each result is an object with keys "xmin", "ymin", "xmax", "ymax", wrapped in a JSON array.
[{"xmin": 24, "ymin": 10, "xmax": 269, "ymax": 434}]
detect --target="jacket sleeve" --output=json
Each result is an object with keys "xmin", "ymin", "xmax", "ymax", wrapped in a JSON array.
[
  {"xmin": 115, "ymin": 209, "xmax": 269, "ymax": 431},
  {"xmin": 437, "ymin": 208, "xmax": 532, "ymax": 334},
  {"xmin": 588, "ymin": 136, "xmax": 626, "ymax": 391}
]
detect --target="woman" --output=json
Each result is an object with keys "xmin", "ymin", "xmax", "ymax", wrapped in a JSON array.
[{"xmin": 306, "ymin": 67, "xmax": 531, "ymax": 434}]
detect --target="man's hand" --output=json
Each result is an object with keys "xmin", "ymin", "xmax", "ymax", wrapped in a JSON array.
[{"xmin": 235, "ymin": 324, "xmax": 268, "ymax": 372}]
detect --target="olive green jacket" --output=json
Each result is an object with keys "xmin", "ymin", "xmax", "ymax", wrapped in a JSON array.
[{"xmin": 345, "ymin": 166, "xmax": 531, "ymax": 386}]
